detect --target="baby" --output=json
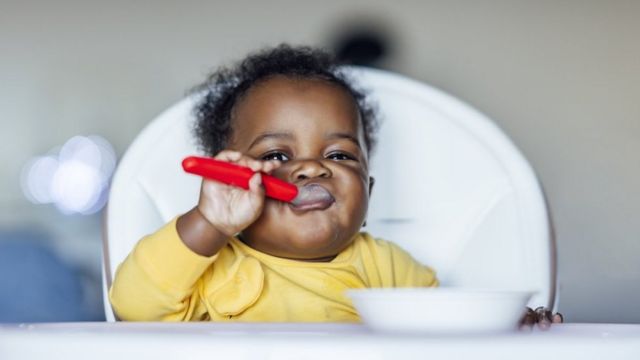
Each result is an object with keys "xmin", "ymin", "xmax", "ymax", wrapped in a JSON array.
[
  {"xmin": 109, "ymin": 45, "xmax": 438, "ymax": 322},
  {"xmin": 109, "ymin": 45, "xmax": 561, "ymax": 325}
]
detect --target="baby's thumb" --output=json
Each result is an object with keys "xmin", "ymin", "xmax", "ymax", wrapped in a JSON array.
[{"xmin": 248, "ymin": 172, "xmax": 264, "ymax": 197}]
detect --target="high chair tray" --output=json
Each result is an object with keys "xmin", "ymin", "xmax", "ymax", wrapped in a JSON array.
[{"xmin": 1, "ymin": 323, "xmax": 639, "ymax": 360}]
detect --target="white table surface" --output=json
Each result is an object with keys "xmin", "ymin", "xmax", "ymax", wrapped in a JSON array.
[{"xmin": 1, "ymin": 322, "xmax": 639, "ymax": 360}]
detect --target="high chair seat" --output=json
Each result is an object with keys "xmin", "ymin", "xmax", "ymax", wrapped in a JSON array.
[{"xmin": 102, "ymin": 67, "xmax": 555, "ymax": 321}]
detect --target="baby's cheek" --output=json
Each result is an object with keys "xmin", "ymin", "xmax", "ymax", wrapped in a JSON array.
[{"xmin": 341, "ymin": 198, "xmax": 367, "ymax": 229}]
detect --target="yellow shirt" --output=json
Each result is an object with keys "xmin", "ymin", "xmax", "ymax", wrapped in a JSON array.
[{"xmin": 109, "ymin": 218, "xmax": 438, "ymax": 322}]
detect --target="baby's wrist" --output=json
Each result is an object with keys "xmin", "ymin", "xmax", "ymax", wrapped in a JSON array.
[
  {"xmin": 177, "ymin": 207, "xmax": 232, "ymax": 257},
  {"xmin": 194, "ymin": 206, "xmax": 238, "ymax": 238}
]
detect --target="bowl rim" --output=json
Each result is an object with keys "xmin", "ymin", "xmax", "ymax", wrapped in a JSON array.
[{"xmin": 346, "ymin": 287, "xmax": 538, "ymax": 299}]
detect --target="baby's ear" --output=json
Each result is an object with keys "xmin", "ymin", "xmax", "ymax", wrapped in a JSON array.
[{"xmin": 368, "ymin": 176, "xmax": 375, "ymax": 196}]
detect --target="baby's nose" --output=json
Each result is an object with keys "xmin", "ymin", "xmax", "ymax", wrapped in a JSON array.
[{"xmin": 291, "ymin": 160, "xmax": 332, "ymax": 181}]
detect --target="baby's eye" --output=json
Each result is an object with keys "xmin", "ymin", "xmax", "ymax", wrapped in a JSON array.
[
  {"xmin": 262, "ymin": 151, "xmax": 290, "ymax": 162},
  {"xmin": 326, "ymin": 152, "xmax": 356, "ymax": 161}
]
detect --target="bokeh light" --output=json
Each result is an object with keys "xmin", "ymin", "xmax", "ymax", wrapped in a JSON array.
[
  {"xmin": 20, "ymin": 155, "xmax": 59, "ymax": 204},
  {"xmin": 20, "ymin": 135, "xmax": 117, "ymax": 215},
  {"xmin": 51, "ymin": 160, "xmax": 102, "ymax": 214}
]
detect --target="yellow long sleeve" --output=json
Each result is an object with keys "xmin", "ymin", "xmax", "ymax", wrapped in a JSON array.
[
  {"xmin": 109, "ymin": 218, "xmax": 216, "ymax": 321},
  {"xmin": 109, "ymin": 219, "xmax": 438, "ymax": 322}
]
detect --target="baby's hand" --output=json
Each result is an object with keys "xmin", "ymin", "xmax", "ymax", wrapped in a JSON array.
[
  {"xmin": 197, "ymin": 150, "xmax": 281, "ymax": 237},
  {"xmin": 519, "ymin": 306, "xmax": 563, "ymax": 331}
]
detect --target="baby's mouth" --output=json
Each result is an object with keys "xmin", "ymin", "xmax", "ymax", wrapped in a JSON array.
[{"xmin": 289, "ymin": 184, "xmax": 335, "ymax": 211}]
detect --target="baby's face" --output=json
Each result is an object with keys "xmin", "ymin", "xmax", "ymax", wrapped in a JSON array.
[{"xmin": 227, "ymin": 76, "xmax": 372, "ymax": 261}]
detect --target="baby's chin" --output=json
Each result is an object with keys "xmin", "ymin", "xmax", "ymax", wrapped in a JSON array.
[
  {"xmin": 243, "ymin": 221, "xmax": 354, "ymax": 260},
  {"xmin": 263, "ymin": 236, "xmax": 353, "ymax": 262},
  {"xmin": 245, "ymin": 200, "xmax": 363, "ymax": 258}
]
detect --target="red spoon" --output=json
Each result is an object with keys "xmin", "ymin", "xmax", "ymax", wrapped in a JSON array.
[{"xmin": 182, "ymin": 156, "xmax": 299, "ymax": 203}]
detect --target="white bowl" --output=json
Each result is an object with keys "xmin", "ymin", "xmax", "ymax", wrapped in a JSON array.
[{"xmin": 347, "ymin": 288, "xmax": 535, "ymax": 334}]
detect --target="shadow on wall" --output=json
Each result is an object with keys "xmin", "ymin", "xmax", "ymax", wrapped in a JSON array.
[{"xmin": 0, "ymin": 229, "xmax": 105, "ymax": 322}]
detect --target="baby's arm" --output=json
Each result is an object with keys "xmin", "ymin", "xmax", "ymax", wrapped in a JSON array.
[
  {"xmin": 109, "ymin": 150, "xmax": 280, "ymax": 321},
  {"xmin": 108, "ymin": 218, "xmax": 216, "ymax": 321},
  {"xmin": 361, "ymin": 235, "xmax": 439, "ymax": 288},
  {"xmin": 389, "ymin": 243, "xmax": 439, "ymax": 288}
]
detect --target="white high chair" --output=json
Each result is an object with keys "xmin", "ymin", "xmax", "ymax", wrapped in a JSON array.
[{"xmin": 102, "ymin": 67, "xmax": 556, "ymax": 321}]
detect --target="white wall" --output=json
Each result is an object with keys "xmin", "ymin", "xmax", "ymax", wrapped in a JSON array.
[{"xmin": 1, "ymin": 0, "xmax": 639, "ymax": 323}]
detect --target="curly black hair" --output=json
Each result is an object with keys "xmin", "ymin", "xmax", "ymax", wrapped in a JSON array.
[{"xmin": 192, "ymin": 44, "xmax": 378, "ymax": 157}]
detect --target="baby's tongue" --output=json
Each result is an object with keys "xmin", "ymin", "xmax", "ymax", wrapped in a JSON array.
[{"xmin": 291, "ymin": 184, "xmax": 335, "ymax": 208}]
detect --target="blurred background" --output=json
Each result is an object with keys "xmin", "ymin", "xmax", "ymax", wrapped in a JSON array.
[{"xmin": 1, "ymin": 0, "xmax": 638, "ymax": 323}]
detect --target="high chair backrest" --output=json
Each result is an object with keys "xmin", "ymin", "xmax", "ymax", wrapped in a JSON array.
[{"xmin": 102, "ymin": 67, "xmax": 556, "ymax": 321}]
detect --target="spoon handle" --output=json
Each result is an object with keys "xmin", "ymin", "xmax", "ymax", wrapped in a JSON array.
[{"xmin": 182, "ymin": 156, "xmax": 298, "ymax": 203}]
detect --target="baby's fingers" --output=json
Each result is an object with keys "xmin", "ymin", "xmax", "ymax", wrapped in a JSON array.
[
  {"xmin": 241, "ymin": 158, "xmax": 263, "ymax": 172},
  {"xmin": 213, "ymin": 150, "xmax": 281, "ymax": 174},
  {"xmin": 237, "ymin": 157, "xmax": 281, "ymax": 174},
  {"xmin": 247, "ymin": 173, "xmax": 266, "ymax": 205},
  {"xmin": 535, "ymin": 307, "xmax": 564, "ymax": 331},
  {"xmin": 536, "ymin": 307, "xmax": 551, "ymax": 330},
  {"xmin": 261, "ymin": 160, "xmax": 282, "ymax": 174},
  {"xmin": 519, "ymin": 308, "xmax": 536, "ymax": 330},
  {"xmin": 248, "ymin": 172, "xmax": 263, "ymax": 193},
  {"xmin": 552, "ymin": 313, "xmax": 563, "ymax": 323},
  {"xmin": 214, "ymin": 150, "xmax": 243, "ymax": 163},
  {"xmin": 242, "ymin": 158, "xmax": 281, "ymax": 173},
  {"xmin": 214, "ymin": 151, "xmax": 260, "ymax": 170},
  {"xmin": 519, "ymin": 307, "xmax": 562, "ymax": 331},
  {"xmin": 227, "ymin": 153, "xmax": 264, "ymax": 172}
]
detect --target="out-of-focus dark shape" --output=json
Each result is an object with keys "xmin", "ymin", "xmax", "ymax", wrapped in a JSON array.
[
  {"xmin": 0, "ymin": 229, "xmax": 104, "ymax": 322},
  {"xmin": 331, "ymin": 24, "xmax": 393, "ymax": 68}
]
